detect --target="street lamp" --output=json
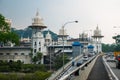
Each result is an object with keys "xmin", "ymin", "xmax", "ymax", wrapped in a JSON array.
[{"xmin": 62, "ymin": 20, "xmax": 78, "ymax": 70}]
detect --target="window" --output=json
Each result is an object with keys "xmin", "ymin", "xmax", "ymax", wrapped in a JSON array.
[
  {"xmin": 39, "ymin": 48, "xmax": 41, "ymax": 51},
  {"xmin": 6, "ymin": 53, "xmax": 10, "ymax": 55},
  {"xmin": 14, "ymin": 53, "xmax": 18, "ymax": 55},
  {"xmin": 0, "ymin": 53, "xmax": 3, "ymax": 55},
  {"xmin": 21, "ymin": 53, "xmax": 24, "ymax": 55},
  {"xmin": 34, "ymin": 49, "xmax": 36, "ymax": 53},
  {"xmin": 34, "ymin": 42, "xmax": 36, "ymax": 46}
]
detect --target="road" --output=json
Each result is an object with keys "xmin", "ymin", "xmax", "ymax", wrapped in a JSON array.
[
  {"xmin": 87, "ymin": 55, "xmax": 110, "ymax": 80},
  {"xmin": 107, "ymin": 61, "xmax": 120, "ymax": 79}
]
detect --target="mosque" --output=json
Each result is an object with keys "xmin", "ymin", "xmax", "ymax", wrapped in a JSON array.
[{"xmin": 0, "ymin": 11, "xmax": 104, "ymax": 64}]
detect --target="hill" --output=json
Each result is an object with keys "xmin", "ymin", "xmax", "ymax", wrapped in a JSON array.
[{"xmin": 11, "ymin": 27, "xmax": 58, "ymax": 41}]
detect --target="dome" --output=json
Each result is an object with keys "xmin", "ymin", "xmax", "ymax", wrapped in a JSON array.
[
  {"xmin": 87, "ymin": 45, "xmax": 94, "ymax": 49},
  {"xmin": 93, "ymin": 26, "xmax": 101, "ymax": 36},
  {"xmin": 72, "ymin": 41, "xmax": 82, "ymax": 46},
  {"xmin": 29, "ymin": 10, "xmax": 47, "ymax": 29}
]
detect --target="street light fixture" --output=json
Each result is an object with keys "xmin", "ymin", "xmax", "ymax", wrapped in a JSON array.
[{"xmin": 62, "ymin": 20, "xmax": 78, "ymax": 70}]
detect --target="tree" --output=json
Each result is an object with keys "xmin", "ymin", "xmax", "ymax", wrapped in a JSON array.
[
  {"xmin": 32, "ymin": 56, "xmax": 38, "ymax": 64},
  {"xmin": 36, "ymin": 52, "xmax": 42, "ymax": 62},
  {"xmin": 102, "ymin": 43, "xmax": 116, "ymax": 52},
  {"xmin": 0, "ymin": 14, "xmax": 10, "ymax": 32},
  {"xmin": 0, "ymin": 14, "xmax": 19, "ymax": 46},
  {"xmin": 32, "ymin": 52, "xmax": 43, "ymax": 64},
  {"xmin": 54, "ymin": 54, "xmax": 69, "ymax": 70},
  {"xmin": 114, "ymin": 44, "xmax": 120, "ymax": 51}
]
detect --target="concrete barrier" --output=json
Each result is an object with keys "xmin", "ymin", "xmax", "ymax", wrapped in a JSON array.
[
  {"xmin": 74, "ymin": 55, "xmax": 99, "ymax": 80},
  {"xmin": 103, "ymin": 56, "xmax": 119, "ymax": 80},
  {"xmin": 59, "ymin": 55, "xmax": 99, "ymax": 80}
]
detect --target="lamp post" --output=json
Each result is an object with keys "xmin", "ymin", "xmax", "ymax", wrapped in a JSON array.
[{"xmin": 62, "ymin": 21, "xmax": 78, "ymax": 70}]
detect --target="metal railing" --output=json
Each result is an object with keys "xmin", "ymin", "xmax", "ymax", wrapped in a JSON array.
[
  {"xmin": 48, "ymin": 54, "xmax": 83, "ymax": 80},
  {"xmin": 59, "ymin": 55, "xmax": 98, "ymax": 80}
]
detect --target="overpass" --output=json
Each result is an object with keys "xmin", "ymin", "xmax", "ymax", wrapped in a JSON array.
[{"xmin": 48, "ymin": 53, "xmax": 119, "ymax": 80}]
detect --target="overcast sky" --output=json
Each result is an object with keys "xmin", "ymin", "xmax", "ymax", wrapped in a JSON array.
[{"xmin": 1, "ymin": 0, "xmax": 120, "ymax": 44}]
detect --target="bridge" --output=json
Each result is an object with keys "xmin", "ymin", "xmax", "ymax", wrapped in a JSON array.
[{"xmin": 47, "ymin": 53, "xmax": 120, "ymax": 80}]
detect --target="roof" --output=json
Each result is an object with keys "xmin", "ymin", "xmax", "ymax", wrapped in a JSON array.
[
  {"xmin": 72, "ymin": 41, "xmax": 82, "ymax": 46},
  {"xmin": 87, "ymin": 45, "xmax": 94, "ymax": 49}
]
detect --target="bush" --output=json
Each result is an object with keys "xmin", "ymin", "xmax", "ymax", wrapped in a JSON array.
[
  {"xmin": 0, "ymin": 73, "xmax": 8, "ymax": 80},
  {"xmin": 33, "ymin": 71, "xmax": 51, "ymax": 80},
  {"xmin": 22, "ymin": 74, "xmax": 33, "ymax": 80},
  {"xmin": 22, "ymin": 64, "xmax": 47, "ymax": 73},
  {"xmin": 7, "ymin": 73, "xmax": 18, "ymax": 80}
]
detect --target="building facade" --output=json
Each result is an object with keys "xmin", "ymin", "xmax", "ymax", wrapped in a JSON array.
[{"xmin": 0, "ymin": 47, "xmax": 31, "ymax": 64}]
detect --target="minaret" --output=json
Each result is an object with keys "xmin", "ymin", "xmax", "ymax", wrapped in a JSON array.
[
  {"xmin": 92, "ymin": 25, "xmax": 104, "ymax": 53},
  {"xmin": 45, "ymin": 30, "xmax": 52, "ymax": 45},
  {"xmin": 29, "ymin": 11, "xmax": 47, "ymax": 63},
  {"xmin": 58, "ymin": 27, "xmax": 68, "ymax": 45}
]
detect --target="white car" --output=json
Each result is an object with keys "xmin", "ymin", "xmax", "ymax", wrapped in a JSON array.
[{"xmin": 83, "ymin": 56, "xmax": 89, "ymax": 61}]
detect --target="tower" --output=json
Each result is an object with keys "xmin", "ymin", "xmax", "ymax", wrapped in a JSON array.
[
  {"xmin": 92, "ymin": 25, "xmax": 104, "ymax": 53},
  {"xmin": 29, "ymin": 11, "xmax": 47, "ymax": 63},
  {"xmin": 58, "ymin": 27, "xmax": 68, "ymax": 45},
  {"xmin": 45, "ymin": 30, "xmax": 52, "ymax": 46}
]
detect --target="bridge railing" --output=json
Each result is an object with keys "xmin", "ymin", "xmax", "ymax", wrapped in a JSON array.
[
  {"xmin": 103, "ymin": 56, "xmax": 119, "ymax": 80},
  {"xmin": 59, "ymin": 55, "xmax": 99, "ymax": 80},
  {"xmin": 48, "ymin": 54, "xmax": 83, "ymax": 80}
]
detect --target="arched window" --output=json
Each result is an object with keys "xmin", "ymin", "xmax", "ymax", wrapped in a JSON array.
[{"xmin": 34, "ymin": 42, "xmax": 36, "ymax": 46}]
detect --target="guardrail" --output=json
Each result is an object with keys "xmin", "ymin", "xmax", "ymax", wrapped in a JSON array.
[
  {"xmin": 59, "ymin": 55, "xmax": 99, "ymax": 80},
  {"xmin": 103, "ymin": 56, "xmax": 119, "ymax": 80},
  {"xmin": 48, "ymin": 54, "xmax": 83, "ymax": 80}
]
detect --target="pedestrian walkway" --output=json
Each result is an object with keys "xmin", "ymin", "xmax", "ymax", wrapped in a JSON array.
[{"xmin": 87, "ymin": 55, "xmax": 110, "ymax": 80}]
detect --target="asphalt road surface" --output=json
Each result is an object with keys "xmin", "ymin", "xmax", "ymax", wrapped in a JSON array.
[{"xmin": 87, "ymin": 55, "xmax": 110, "ymax": 80}]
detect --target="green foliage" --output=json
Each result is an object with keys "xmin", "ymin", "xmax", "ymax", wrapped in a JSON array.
[
  {"xmin": 33, "ymin": 71, "xmax": 51, "ymax": 80},
  {"xmin": 54, "ymin": 54, "xmax": 69, "ymax": 70},
  {"xmin": 114, "ymin": 44, "xmax": 120, "ymax": 51},
  {"xmin": 32, "ymin": 52, "xmax": 43, "ymax": 64},
  {"xmin": 7, "ymin": 73, "xmax": 18, "ymax": 80},
  {"xmin": 0, "ymin": 60, "xmax": 47, "ymax": 73},
  {"xmin": 102, "ymin": 43, "xmax": 116, "ymax": 52},
  {"xmin": 0, "ymin": 74, "xmax": 8, "ymax": 80},
  {"xmin": 32, "ymin": 56, "xmax": 38, "ymax": 64},
  {"xmin": 22, "ymin": 64, "xmax": 46, "ymax": 73},
  {"xmin": 22, "ymin": 74, "xmax": 33, "ymax": 80},
  {"xmin": 11, "ymin": 27, "xmax": 58, "ymax": 41},
  {"xmin": 36, "ymin": 52, "xmax": 42, "ymax": 61},
  {"xmin": 0, "ymin": 14, "xmax": 10, "ymax": 32},
  {"xmin": 0, "ymin": 71, "xmax": 51, "ymax": 80},
  {"xmin": 0, "ymin": 14, "xmax": 19, "ymax": 46}
]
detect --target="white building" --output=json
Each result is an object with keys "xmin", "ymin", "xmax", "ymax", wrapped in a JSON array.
[
  {"xmin": 29, "ymin": 11, "xmax": 48, "ymax": 64},
  {"xmin": 0, "ymin": 11, "xmax": 54, "ymax": 64},
  {"xmin": 92, "ymin": 25, "xmax": 104, "ymax": 53},
  {"xmin": 0, "ymin": 47, "xmax": 31, "ymax": 64}
]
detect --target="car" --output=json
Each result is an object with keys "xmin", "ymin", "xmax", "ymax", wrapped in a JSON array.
[
  {"xmin": 83, "ymin": 56, "xmax": 89, "ymax": 61},
  {"xmin": 76, "ymin": 60, "xmax": 83, "ymax": 67},
  {"xmin": 106, "ymin": 56, "xmax": 115, "ymax": 62},
  {"xmin": 106, "ymin": 54, "xmax": 115, "ymax": 62}
]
